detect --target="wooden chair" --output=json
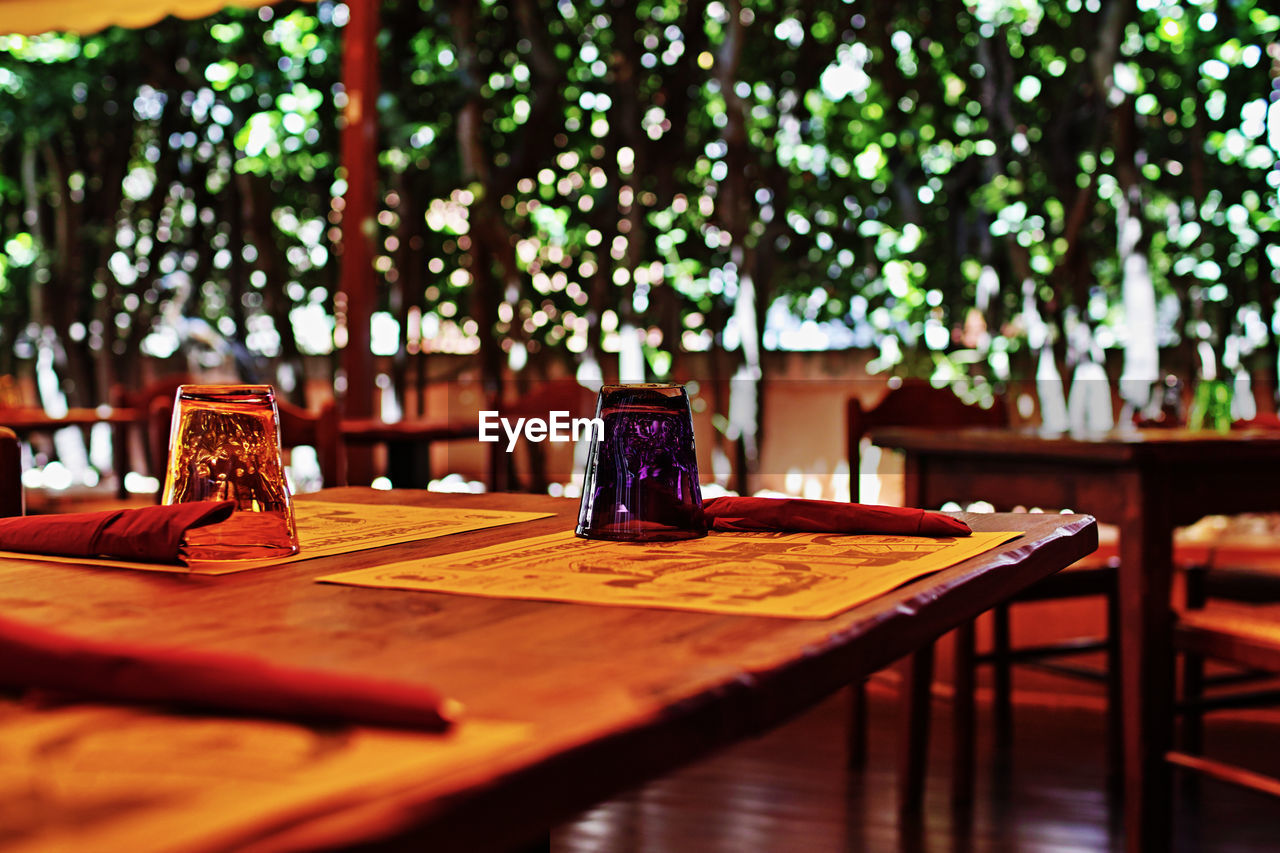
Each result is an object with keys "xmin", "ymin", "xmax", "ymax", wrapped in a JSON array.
[
  {"xmin": 1177, "ymin": 416, "xmax": 1280, "ymax": 751},
  {"xmin": 1179, "ymin": 538, "xmax": 1280, "ymax": 766},
  {"xmin": 486, "ymin": 378, "xmax": 598, "ymax": 493},
  {"xmin": 0, "ymin": 426, "xmax": 24, "ymax": 518},
  {"xmin": 110, "ymin": 373, "xmax": 196, "ymax": 497},
  {"xmin": 149, "ymin": 395, "xmax": 345, "ymax": 496},
  {"xmin": 1172, "ymin": 608, "xmax": 1280, "ymax": 799},
  {"xmin": 846, "ymin": 380, "xmax": 1120, "ymax": 811},
  {"xmin": 279, "ymin": 398, "xmax": 345, "ymax": 489}
]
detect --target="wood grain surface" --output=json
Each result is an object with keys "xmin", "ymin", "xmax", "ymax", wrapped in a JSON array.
[{"xmin": 0, "ymin": 488, "xmax": 1097, "ymax": 853}]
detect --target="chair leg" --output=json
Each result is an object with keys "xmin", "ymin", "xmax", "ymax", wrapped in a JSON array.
[
  {"xmin": 1179, "ymin": 651, "xmax": 1207, "ymax": 804},
  {"xmin": 898, "ymin": 644, "xmax": 935, "ymax": 816},
  {"xmin": 112, "ymin": 423, "xmax": 129, "ymax": 500},
  {"xmin": 992, "ymin": 602, "xmax": 1013, "ymax": 750},
  {"xmin": 847, "ymin": 679, "xmax": 868, "ymax": 770},
  {"xmin": 952, "ymin": 621, "xmax": 977, "ymax": 810},
  {"xmin": 1181, "ymin": 565, "xmax": 1208, "ymax": 758}
]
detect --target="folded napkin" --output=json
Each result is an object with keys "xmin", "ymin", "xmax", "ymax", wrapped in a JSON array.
[
  {"xmin": 0, "ymin": 614, "xmax": 459, "ymax": 731},
  {"xmin": 0, "ymin": 501, "xmax": 237, "ymax": 563},
  {"xmin": 701, "ymin": 496, "xmax": 971, "ymax": 537}
]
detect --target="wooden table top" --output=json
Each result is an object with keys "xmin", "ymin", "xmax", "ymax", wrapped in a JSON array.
[
  {"xmin": 871, "ymin": 424, "xmax": 1280, "ymax": 526},
  {"xmin": 0, "ymin": 405, "xmax": 139, "ymax": 430},
  {"xmin": 0, "ymin": 488, "xmax": 1097, "ymax": 853},
  {"xmin": 339, "ymin": 417, "xmax": 478, "ymax": 443},
  {"xmin": 872, "ymin": 425, "xmax": 1280, "ymax": 464}
]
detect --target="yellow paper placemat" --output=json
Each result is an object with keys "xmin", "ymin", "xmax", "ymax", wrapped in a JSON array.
[
  {"xmin": 318, "ymin": 529, "xmax": 1020, "ymax": 620},
  {"xmin": 0, "ymin": 501, "xmax": 552, "ymax": 576},
  {"xmin": 0, "ymin": 700, "xmax": 531, "ymax": 853}
]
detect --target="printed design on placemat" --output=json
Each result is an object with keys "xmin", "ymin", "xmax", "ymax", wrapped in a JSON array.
[{"xmin": 320, "ymin": 529, "xmax": 1019, "ymax": 620}]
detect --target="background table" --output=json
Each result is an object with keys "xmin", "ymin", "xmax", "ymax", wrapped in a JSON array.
[
  {"xmin": 0, "ymin": 488, "xmax": 1096, "ymax": 853},
  {"xmin": 870, "ymin": 426, "xmax": 1280, "ymax": 853},
  {"xmin": 0, "ymin": 406, "xmax": 138, "ymax": 431},
  {"xmin": 0, "ymin": 405, "xmax": 140, "ymax": 499},
  {"xmin": 340, "ymin": 417, "xmax": 479, "ymax": 488}
]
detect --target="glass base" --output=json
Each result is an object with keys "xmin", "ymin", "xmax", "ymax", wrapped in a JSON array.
[
  {"xmin": 179, "ymin": 509, "xmax": 299, "ymax": 562},
  {"xmin": 181, "ymin": 542, "xmax": 301, "ymax": 562},
  {"xmin": 575, "ymin": 521, "xmax": 707, "ymax": 542}
]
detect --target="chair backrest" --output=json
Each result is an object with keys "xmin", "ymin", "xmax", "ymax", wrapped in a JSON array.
[
  {"xmin": 0, "ymin": 426, "xmax": 23, "ymax": 518},
  {"xmin": 149, "ymin": 395, "xmax": 345, "ymax": 498},
  {"xmin": 847, "ymin": 380, "xmax": 1008, "ymax": 503},
  {"xmin": 110, "ymin": 374, "xmax": 197, "ymax": 487},
  {"xmin": 1172, "ymin": 608, "xmax": 1280, "ymax": 801},
  {"xmin": 277, "ymin": 398, "xmax": 345, "ymax": 489},
  {"xmin": 487, "ymin": 378, "xmax": 598, "ymax": 492},
  {"xmin": 110, "ymin": 374, "xmax": 197, "ymax": 411},
  {"xmin": 497, "ymin": 378, "xmax": 598, "ymax": 422}
]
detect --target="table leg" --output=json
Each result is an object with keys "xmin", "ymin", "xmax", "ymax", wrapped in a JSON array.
[
  {"xmin": 346, "ymin": 445, "xmax": 377, "ymax": 486},
  {"xmin": 847, "ymin": 680, "xmax": 868, "ymax": 770},
  {"xmin": 510, "ymin": 834, "xmax": 551, "ymax": 853},
  {"xmin": 898, "ymin": 643, "xmax": 934, "ymax": 816},
  {"xmin": 112, "ymin": 421, "xmax": 130, "ymax": 499},
  {"xmin": 387, "ymin": 440, "xmax": 435, "ymax": 489},
  {"xmin": 1118, "ymin": 472, "xmax": 1175, "ymax": 853},
  {"xmin": 952, "ymin": 621, "xmax": 976, "ymax": 810},
  {"xmin": 992, "ymin": 602, "xmax": 1013, "ymax": 751}
]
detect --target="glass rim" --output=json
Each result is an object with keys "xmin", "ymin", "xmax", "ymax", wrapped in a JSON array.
[
  {"xmin": 176, "ymin": 384, "xmax": 277, "ymax": 401},
  {"xmin": 599, "ymin": 382, "xmax": 686, "ymax": 393}
]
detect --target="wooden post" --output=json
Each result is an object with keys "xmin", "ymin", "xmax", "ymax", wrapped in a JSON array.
[{"xmin": 337, "ymin": 0, "xmax": 380, "ymax": 484}]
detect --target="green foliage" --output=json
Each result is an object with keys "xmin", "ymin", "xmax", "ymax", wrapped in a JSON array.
[
  {"xmin": 0, "ymin": 0, "xmax": 1275, "ymax": 406},
  {"xmin": 0, "ymin": 1, "xmax": 339, "ymax": 393}
]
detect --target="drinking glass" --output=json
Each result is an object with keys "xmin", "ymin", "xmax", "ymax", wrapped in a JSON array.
[
  {"xmin": 575, "ymin": 383, "xmax": 706, "ymax": 541},
  {"xmin": 161, "ymin": 384, "xmax": 300, "ymax": 560}
]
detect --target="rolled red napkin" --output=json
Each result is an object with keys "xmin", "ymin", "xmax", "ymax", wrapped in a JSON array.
[
  {"xmin": 0, "ymin": 501, "xmax": 237, "ymax": 563},
  {"xmin": 702, "ymin": 496, "xmax": 971, "ymax": 536},
  {"xmin": 0, "ymin": 614, "xmax": 459, "ymax": 731}
]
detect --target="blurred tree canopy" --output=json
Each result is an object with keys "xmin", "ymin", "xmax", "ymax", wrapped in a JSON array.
[{"xmin": 0, "ymin": 0, "xmax": 1276, "ymax": 430}]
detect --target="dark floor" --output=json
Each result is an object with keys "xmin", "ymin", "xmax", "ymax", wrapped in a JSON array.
[{"xmin": 552, "ymin": 681, "xmax": 1280, "ymax": 852}]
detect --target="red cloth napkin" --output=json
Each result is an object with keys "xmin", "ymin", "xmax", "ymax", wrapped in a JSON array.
[
  {"xmin": 0, "ymin": 614, "xmax": 458, "ymax": 731},
  {"xmin": 0, "ymin": 501, "xmax": 237, "ymax": 563},
  {"xmin": 702, "ymin": 496, "xmax": 971, "ymax": 537}
]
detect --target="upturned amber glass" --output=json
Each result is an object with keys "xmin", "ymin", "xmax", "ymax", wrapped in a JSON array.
[
  {"xmin": 161, "ymin": 385, "xmax": 300, "ymax": 561},
  {"xmin": 575, "ymin": 383, "xmax": 706, "ymax": 541}
]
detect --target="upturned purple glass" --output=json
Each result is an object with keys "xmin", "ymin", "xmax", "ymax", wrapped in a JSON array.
[{"xmin": 575, "ymin": 384, "xmax": 706, "ymax": 541}]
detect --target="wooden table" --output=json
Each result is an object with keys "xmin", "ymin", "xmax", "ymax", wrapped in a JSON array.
[
  {"xmin": 0, "ymin": 406, "xmax": 139, "ymax": 432},
  {"xmin": 0, "ymin": 488, "xmax": 1096, "ymax": 853},
  {"xmin": 869, "ymin": 426, "xmax": 1280, "ymax": 853},
  {"xmin": 0, "ymin": 405, "xmax": 141, "ymax": 498},
  {"xmin": 341, "ymin": 418, "xmax": 478, "ymax": 488}
]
